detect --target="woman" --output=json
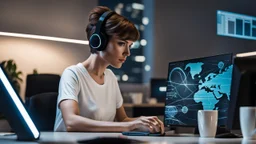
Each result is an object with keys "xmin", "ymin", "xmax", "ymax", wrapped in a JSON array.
[{"xmin": 54, "ymin": 6, "xmax": 164, "ymax": 134}]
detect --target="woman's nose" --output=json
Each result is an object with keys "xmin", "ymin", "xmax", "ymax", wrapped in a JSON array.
[{"xmin": 123, "ymin": 46, "xmax": 130, "ymax": 56}]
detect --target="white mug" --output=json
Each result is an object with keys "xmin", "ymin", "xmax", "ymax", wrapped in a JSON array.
[
  {"xmin": 240, "ymin": 107, "xmax": 256, "ymax": 140},
  {"xmin": 130, "ymin": 93, "xmax": 143, "ymax": 104},
  {"xmin": 198, "ymin": 110, "xmax": 218, "ymax": 138}
]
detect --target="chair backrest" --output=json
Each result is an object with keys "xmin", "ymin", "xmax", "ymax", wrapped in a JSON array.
[
  {"xmin": 25, "ymin": 74, "xmax": 60, "ymax": 98},
  {"xmin": 25, "ymin": 92, "xmax": 58, "ymax": 131}
]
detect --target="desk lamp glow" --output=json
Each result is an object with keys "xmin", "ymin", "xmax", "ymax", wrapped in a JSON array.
[{"xmin": 0, "ymin": 66, "xmax": 40, "ymax": 141}]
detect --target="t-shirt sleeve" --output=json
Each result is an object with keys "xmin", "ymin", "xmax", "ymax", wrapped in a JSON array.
[
  {"xmin": 57, "ymin": 68, "xmax": 80, "ymax": 107},
  {"xmin": 109, "ymin": 71, "xmax": 123, "ymax": 109},
  {"xmin": 115, "ymin": 82, "xmax": 123, "ymax": 109}
]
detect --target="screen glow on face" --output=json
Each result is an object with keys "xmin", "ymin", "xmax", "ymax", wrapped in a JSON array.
[{"xmin": 0, "ymin": 67, "xmax": 39, "ymax": 139}]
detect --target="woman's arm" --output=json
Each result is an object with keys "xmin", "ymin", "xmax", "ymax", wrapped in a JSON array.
[
  {"xmin": 61, "ymin": 100, "xmax": 164, "ymax": 133},
  {"xmin": 115, "ymin": 105, "xmax": 137, "ymax": 122},
  {"xmin": 115, "ymin": 105, "xmax": 165, "ymax": 134},
  {"xmin": 60, "ymin": 99, "xmax": 133, "ymax": 132}
]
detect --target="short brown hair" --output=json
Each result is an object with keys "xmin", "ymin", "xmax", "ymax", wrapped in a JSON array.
[{"xmin": 86, "ymin": 6, "xmax": 140, "ymax": 53}]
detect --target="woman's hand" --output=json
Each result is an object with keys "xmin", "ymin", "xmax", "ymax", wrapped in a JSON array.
[{"xmin": 129, "ymin": 116, "xmax": 164, "ymax": 134}]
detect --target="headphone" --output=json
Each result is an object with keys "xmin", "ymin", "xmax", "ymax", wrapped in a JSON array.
[{"xmin": 89, "ymin": 11, "xmax": 115, "ymax": 51}]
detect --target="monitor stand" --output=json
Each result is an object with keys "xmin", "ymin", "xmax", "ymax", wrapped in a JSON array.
[{"xmin": 194, "ymin": 127, "xmax": 242, "ymax": 138}]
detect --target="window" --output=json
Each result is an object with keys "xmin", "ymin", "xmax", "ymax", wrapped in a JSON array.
[{"xmin": 99, "ymin": 0, "xmax": 153, "ymax": 83}]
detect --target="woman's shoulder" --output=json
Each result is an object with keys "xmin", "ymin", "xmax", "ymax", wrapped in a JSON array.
[
  {"xmin": 62, "ymin": 64, "xmax": 76, "ymax": 73},
  {"xmin": 64, "ymin": 63, "xmax": 84, "ymax": 71},
  {"xmin": 105, "ymin": 69, "xmax": 117, "ymax": 80},
  {"xmin": 62, "ymin": 63, "xmax": 84, "ymax": 76}
]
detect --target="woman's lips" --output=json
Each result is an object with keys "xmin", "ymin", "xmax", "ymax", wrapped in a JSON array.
[{"xmin": 119, "ymin": 59, "xmax": 126, "ymax": 63}]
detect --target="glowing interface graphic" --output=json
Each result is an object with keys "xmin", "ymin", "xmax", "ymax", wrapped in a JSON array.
[{"xmin": 165, "ymin": 54, "xmax": 233, "ymax": 126}]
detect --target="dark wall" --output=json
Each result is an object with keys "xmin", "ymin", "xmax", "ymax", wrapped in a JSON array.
[
  {"xmin": 0, "ymin": 0, "xmax": 97, "ymax": 98},
  {"xmin": 0, "ymin": 0, "xmax": 94, "ymax": 40},
  {"xmin": 1, "ymin": 0, "xmax": 256, "ymax": 81},
  {"xmin": 154, "ymin": 0, "xmax": 256, "ymax": 78}
]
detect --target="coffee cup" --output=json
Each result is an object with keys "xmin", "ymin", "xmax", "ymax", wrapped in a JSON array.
[
  {"xmin": 198, "ymin": 110, "xmax": 218, "ymax": 138},
  {"xmin": 240, "ymin": 107, "xmax": 256, "ymax": 140}
]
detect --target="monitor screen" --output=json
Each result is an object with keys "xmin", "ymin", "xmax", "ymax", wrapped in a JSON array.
[
  {"xmin": 0, "ymin": 65, "xmax": 40, "ymax": 140},
  {"xmin": 164, "ymin": 54, "xmax": 233, "ymax": 127},
  {"xmin": 150, "ymin": 78, "xmax": 167, "ymax": 103}
]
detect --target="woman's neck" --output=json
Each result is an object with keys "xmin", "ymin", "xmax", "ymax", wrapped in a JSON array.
[{"xmin": 82, "ymin": 54, "xmax": 108, "ymax": 77}]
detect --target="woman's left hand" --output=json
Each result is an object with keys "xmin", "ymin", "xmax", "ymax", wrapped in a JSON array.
[{"xmin": 134, "ymin": 116, "xmax": 165, "ymax": 134}]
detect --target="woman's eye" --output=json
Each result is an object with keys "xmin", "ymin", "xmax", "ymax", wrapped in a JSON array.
[{"xmin": 118, "ymin": 42, "xmax": 125, "ymax": 47}]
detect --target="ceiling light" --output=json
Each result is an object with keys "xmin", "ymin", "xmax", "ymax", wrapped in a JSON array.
[
  {"xmin": 0, "ymin": 31, "xmax": 89, "ymax": 45},
  {"xmin": 236, "ymin": 51, "xmax": 256, "ymax": 57}
]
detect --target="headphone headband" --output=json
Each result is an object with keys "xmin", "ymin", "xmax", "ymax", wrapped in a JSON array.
[
  {"xmin": 94, "ymin": 11, "xmax": 115, "ymax": 33},
  {"xmin": 89, "ymin": 11, "xmax": 115, "ymax": 51}
]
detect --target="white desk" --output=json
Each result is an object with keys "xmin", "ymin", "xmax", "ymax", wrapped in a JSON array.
[{"xmin": 0, "ymin": 132, "xmax": 254, "ymax": 144}]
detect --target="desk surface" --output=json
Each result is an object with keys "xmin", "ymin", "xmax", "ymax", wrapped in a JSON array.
[
  {"xmin": 0, "ymin": 132, "xmax": 254, "ymax": 144},
  {"xmin": 123, "ymin": 103, "xmax": 165, "ymax": 107}
]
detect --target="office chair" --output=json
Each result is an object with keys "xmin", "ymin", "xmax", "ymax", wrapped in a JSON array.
[
  {"xmin": 25, "ymin": 92, "xmax": 58, "ymax": 131},
  {"xmin": 25, "ymin": 74, "xmax": 60, "ymax": 98}
]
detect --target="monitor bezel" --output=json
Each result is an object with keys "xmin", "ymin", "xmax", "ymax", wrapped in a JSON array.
[
  {"xmin": 164, "ymin": 53, "xmax": 233, "ymax": 128},
  {"xmin": 0, "ymin": 65, "xmax": 40, "ymax": 141}
]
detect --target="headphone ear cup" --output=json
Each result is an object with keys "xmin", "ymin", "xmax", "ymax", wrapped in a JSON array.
[
  {"xmin": 89, "ymin": 11, "xmax": 114, "ymax": 51},
  {"xmin": 98, "ymin": 32, "xmax": 108, "ymax": 51},
  {"xmin": 89, "ymin": 32, "xmax": 108, "ymax": 51},
  {"xmin": 89, "ymin": 33, "xmax": 101, "ymax": 50}
]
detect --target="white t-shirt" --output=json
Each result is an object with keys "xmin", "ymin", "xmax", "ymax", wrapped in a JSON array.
[{"xmin": 54, "ymin": 63, "xmax": 123, "ymax": 132}]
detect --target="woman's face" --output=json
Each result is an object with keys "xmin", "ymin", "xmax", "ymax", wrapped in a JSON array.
[{"xmin": 100, "ymin": 35, "xmax": 133, "ymax": 68}]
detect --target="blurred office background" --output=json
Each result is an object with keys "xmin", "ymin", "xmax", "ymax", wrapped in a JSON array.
[{"xmin": 0, "ymin": 0, "xmax": 256, "ymax": 102}]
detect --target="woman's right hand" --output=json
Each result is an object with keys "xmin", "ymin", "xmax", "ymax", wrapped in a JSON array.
[{"xmin": 129, "ymin": 116, "xmax": 164, "ymax": 134}]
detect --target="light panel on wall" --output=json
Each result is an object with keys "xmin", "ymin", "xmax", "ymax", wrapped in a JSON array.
[
  {"xmin": 236, "ymin": 51, "xmax": 256, "ymax": 57},
  {"xmin": 0, "ymin": 31, "xmax": 89, "ymax": 45},
  {"xmin": 217, "ymin": 10, "xmax": 256, "ymax": 40}
]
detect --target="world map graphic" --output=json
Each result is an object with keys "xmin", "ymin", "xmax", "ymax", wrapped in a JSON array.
[{"xmin": 164, "ymin": 55, "xmax": 233, "ymax": 126}]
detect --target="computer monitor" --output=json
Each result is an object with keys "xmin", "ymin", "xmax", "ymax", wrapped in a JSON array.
[
  {"xmin": 150, "ymin": 78, "xmax": 167, "ymax": 103},
  {"xmin": 0, "ymin": 65, "xmax": 40, "ymax": 141},
  {"xmin": 164, "ymin": 54, "xmax": 233, "ymax": 128},
  {"xmin": 227, "ymin": 54, "xmax": 256, "ymax": 130}
]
